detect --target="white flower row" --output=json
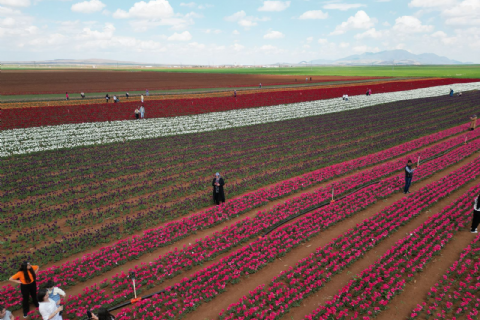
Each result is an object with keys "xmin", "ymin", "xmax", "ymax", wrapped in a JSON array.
[{"xmin": 1, "ymin": 82, "xmax": 479, "ymax": 157}]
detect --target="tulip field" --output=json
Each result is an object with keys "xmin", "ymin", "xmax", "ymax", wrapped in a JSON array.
[{"xmin": 1, "ymin": 75, "xmax": 480, "ymax": 320}]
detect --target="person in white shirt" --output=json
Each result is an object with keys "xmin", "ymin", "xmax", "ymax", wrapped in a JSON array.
[
  {"xmin": 141, "ymin": 95, "xmax": 144, "ymax": 103},
  {"xmin": 0, "ymin": 304, "xmax": 14, "ymax": 320},
  {"xmin": 37, "ymin": 288, "xmax": 63, "ymax": 320}
]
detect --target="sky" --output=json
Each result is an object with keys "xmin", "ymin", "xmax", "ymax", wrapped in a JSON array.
[{"xmin": 0, "ymin": 0, "xmax": 479, "ymax": 64}]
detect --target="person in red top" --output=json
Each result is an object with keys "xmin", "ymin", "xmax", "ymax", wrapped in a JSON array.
[{"xmin": 9, "ymin": 262, "xmax": 40, "ymax": 318}]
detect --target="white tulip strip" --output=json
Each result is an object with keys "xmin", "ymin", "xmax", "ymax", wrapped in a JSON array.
[{"xmin": 1, "ymin": 82, "xmax": 479, "ymax": 157}]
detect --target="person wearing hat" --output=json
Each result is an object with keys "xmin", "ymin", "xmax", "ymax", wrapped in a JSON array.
[
  {"xmin": 212, "ymin": 172, "xmax": 225, "ymax": 205},
  {"xmin": 470, "ymin": 115, "xmax": 477, "ymax": 131},
  {"xmin": 9, "ymin": 262, "xmax": 40, "ymax": 318}
]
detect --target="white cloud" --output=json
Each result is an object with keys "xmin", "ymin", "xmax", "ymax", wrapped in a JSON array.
[
  {"xmin": 264, "ymin": 30, "xmax": 284, "ymax": 39},
  {"xmin": 113, "ymin": 0, "xmax": 174, "ymax": 19},
  {"xmin": 168, "ymin": 30, "xmax": 192, "ymax": 41},
  {"xmin": 339, "ymin": 42, "xmax": 350, "ymax": 48},
  {"xmin": 232, "ymin": 29, "xmax": 240, "ymax": 35},
  {"xmin": 0, "ymin": 5, "xmax": 21, "ymax": 14},
  {"xmin": 318, "ymin": 38, "xmax": 328, "ymax": 44},
  {"xmin": 258, "ymin": 1, "xmax": 290, "ymax": 12},
  {"xmin": 355, "ymin": 27, "xmax": 384, "ymax": 39},
  {"xmin": 0, "ymin": 0, "xmax": 30, "ymax": 7},
  {"xmin": 392, "ymin": 16, "xmax": 434, "ymax": 33},
  {"xmin": 224, "ymin": 10, "xmax": 246, "ymax": 22},
  {"xmin": 231, "ymin": 43, "xmax": 244, "ymax": 51},
  {"xmin": 299, "ymin": 10, "xmax": 328, "ymax": 20},
  {"xmin": 442, "ymin": 0, "xmax": 480, "ymax": 26},
  {"xmin": 323, "ymin": 3, "xmax": 366, "ymax": 10},
  {"xmin": 203, "ymin": 28, "xmax": 221, "ymax": 34},
  {"xmin": 432, "ymin": 30, "xmax": 458, "ymax": 44},
  {"xmin": 306, "ymin": 36, "xmax": 313, "ymax": 42},
  {"xmin": 330, "ymin": 10, "xmax": 375, "ymax": 35},
  {"xmin": 78, "ymin": 22, "xmax": 115, "ymax": 40},
  {"xmin": 180, "ymin": 2, "xmax": 196, "ymax": 7},
  {"xmin": 71, "ymin": 0, "xmax": 106, "ymax": 14},
  {"xmin": 224, "ymin": 10, "xmax": 269, "ymax": 28}
]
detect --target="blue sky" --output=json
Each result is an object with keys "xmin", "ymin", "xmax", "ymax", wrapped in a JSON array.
[{"xmin": 0, "ymin": 0, "xmax": 479, "ymax": 64}]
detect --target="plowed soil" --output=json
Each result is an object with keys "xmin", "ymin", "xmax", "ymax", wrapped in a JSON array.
[{"xmin": 0, "ymin": 70, "xmax": 385, "ymax": 95}]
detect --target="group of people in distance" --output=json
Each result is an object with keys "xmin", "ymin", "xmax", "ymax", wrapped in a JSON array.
[{"xmin": 7, "ymin": 262, "xmax": 115, "ymax": 319}]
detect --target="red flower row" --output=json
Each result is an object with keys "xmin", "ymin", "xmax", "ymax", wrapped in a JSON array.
[{"xmin": 2, "ymin": 78, "xmax": 476, "ymax": 130}]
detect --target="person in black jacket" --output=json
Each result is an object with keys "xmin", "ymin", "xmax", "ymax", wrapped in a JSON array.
[
  {"xmin": 212, "ymin": 172, "xmax": 225, "ymax": 205},
  {"xmin": 404, "ymin": 160, "xmax": 415, "ymax": 194},
  {"xmin": 471, "ymin": 194, "xmax": 480, "ymax": 233}
]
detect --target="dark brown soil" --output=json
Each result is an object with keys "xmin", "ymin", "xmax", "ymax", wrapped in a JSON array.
[{"xmin": 0, "ymin": 70, "xmax": 384, "ymax": 95}]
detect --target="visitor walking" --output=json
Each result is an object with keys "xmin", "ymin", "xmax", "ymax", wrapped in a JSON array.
[
  {"xmin": 81, "ymin": 92, "xmax": 85, "ymax": 99},
  {"xmin": 113, "ymin": 95, "xmax": 117, "ymax": 103},
  {"xmin": 105, "ymin": 94, "xmax": 110, "ymax": 103},
  {"xmin": 139, "ymin": 105, "xmax": 145, "ymax": 119},
  {"xmin": 0, "ymin": 304, "xmax": 14, "ymax": 320},
  {"xmin": 470, "ymin": 115, "xmax": 477, "ymax": 131},
  {"xmin": 9, "ymin": 262, "xmax": 40, "ymax": 318},
  {"xmin": 126, "ymin": 92, "xmax": 129, "ymax": 99},
  {"xmin": 146, "ymin": 89, "xmax": 149, "ymax": 96},
  {"xmin": 470, "ymin": 194, "xmax": 480, "ymax": 233},
  {"xmin": 38, "ymin": 288, "xmax": 63, "ymax": 320},
  {"xmin": 141, "ymin": 95, "xmax": 144, "ymax": 103},
  {"xmin": 65, "ymin": 92, "xmax": 69, "ymax": 100},
  {"xmin": 404, "ymin": 160, "xmax": 416, "ymax": 194},
  {"xmin": 212, "ymin": 172, "xmax": 225, "ymax": 205},
  {"xmin": 234, "ymin": 90, "xmax": 237, "ymax": 98},
  {"xmin": 135, "ymin": 108, "xmax": 140, "ymax": 120},
  {"xmin": 259, "ymin": 83, "xmax": 262, "ymax": 89},
  {"xmin": 450, "ymin": 88, "xmax": 454, "ymax": 97}
]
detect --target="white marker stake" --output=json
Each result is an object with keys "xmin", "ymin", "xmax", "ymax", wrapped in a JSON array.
[
  {"xmin": 417, "ymin": 156, "xmax": 420, "ymax": 167},
  {"xmin": 331, "ymin": 185, "xmax": 334, "ymax": 201},
  {"xmin": 133, "ymin": 279, "xmax": 137, "ymax": 298}
]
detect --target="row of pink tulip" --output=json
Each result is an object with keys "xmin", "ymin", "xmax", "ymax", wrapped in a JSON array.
[
  {"xmin": 0, "ymin": 123, "xmax": 474, "ymax": 312},
  {"xmin": 409, "ymin": 234, "xmax": 480, "ymax": 320},
  {"xmin": 303, "ymin": 183, "xmax": 480, "ymax": 319},
  {"xmin": 111, "ymin": 136, "xmax": 480, "ymax": 319},
  {"xmin": 217, "ymin": 154, "xmax": 480, "ymax": 320}
]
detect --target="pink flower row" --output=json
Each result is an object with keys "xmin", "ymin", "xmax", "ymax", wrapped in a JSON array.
[
  {"xmin": 0, "ymin": 123, "xmax": 473, "ymax": 312},
  {"xmin": 408, "ymin": 235, "xmax": 480, "ymax": 320},
  {"xmin": 218, "ymin": 150, "xmax": 480, "ymax": 320},
  {"xmin": 112, "ymin": 133, "xmax": 480, "ymax": 319},
  {"xmin": 304, "ymin": 181, "xmax": 480, "ymax": 319}
]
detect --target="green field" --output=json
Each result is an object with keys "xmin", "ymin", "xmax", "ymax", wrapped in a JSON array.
[{"xmin": 4, "ymin": 64, "xmax": 480, "ymax": 78}]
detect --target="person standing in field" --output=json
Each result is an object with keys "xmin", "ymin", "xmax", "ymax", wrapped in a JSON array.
[
  {"xmin": 37, "ymin": 288, "xmax": 63, "ymax": 320},
  {"xmin": 9, "ymin": 262, "xmax": 40, "ymax": 318},
  {"xmin": 139, "ymin": 105, "xmax": 145, "ymax": 119},
  {"xmin": 81, "ymin": 92, "xmax": 85, "ymax": 99},
  {"xmin": 470, "ymin": 115, "xmax": 477, "ymax": 131},
  {"xmin": 141, "ymin": 94, "xmax": 144, "ymax": 103},
  {"xmin": 450, "ymin": 88, "xmax": 454, "ymax": 97},
  {"xmin": 259, "ymin": 83, "xmax": 262, "ymax": 89},
  {"xmin": 234, "ymin": 90, "xmax": 237, "ymax": 98},
  {"xmin": 146, "ymin": 89, "xmax": 149, "ymax": 96},
  {"xmin": 135, "ymin": 108, "xmax": 140, "ymax": 120},
  {"xmin": 126, "ymin": 92, "xmax": 129, "ymax": 99},
  {"xmin": 113, "ymin": 95, "xmax": 117, "ymax": 103},
  {"xmin": 404, "ymin": 160, "xmax": 416, "ymax": 194},
  {"xmin": 65, "ymin": 92, "xmax": 69, "ymax": 100},
  {"xmin": 470, "ymin": 194, "xmax": 480, "ymax": 233},
  {"xmin": 105, "ymin": 94, "xmax": 109, "ymax": 103},
  {"xmin": 212, "ymin": 172, "xmax": 225, "ymax": 205}
]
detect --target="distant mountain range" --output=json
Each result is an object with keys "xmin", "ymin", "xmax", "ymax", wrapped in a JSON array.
[{"xmin": 305, "ymin": 49, "xmax": 471, "ymax": 66}]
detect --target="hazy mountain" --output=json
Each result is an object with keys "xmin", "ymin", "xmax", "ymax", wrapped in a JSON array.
[{"xmin": 307, "ymin": 49, "xmax": 466, "ymax": 65}]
